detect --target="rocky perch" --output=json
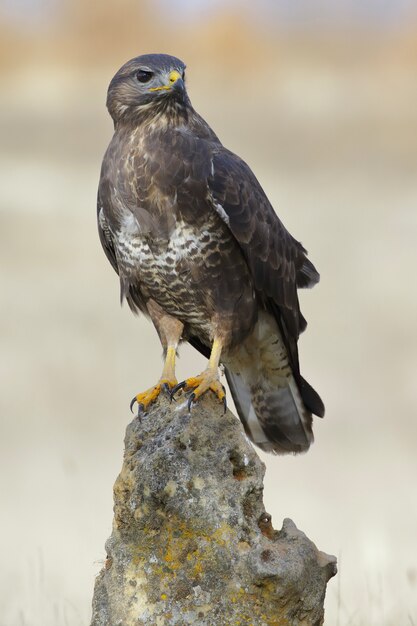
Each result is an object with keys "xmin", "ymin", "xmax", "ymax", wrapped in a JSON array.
[{"xmin": 90, "ymin": 393, "xmax": 336, "ymax": 625}]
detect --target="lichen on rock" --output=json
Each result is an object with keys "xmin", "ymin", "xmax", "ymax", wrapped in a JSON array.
[{"xmin": 91, "ymin": 394, "xmax": 336, "ymax": 625}]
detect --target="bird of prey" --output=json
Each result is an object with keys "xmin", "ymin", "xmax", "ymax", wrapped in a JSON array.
[{"xmin": 98, "ymin": 53, "xmax": 324, "ymax": 454}]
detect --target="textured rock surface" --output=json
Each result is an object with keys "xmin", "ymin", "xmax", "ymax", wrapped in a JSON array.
[{"xmin": 90, "ymin": 393, "xmax": 336, "ymax": 625}]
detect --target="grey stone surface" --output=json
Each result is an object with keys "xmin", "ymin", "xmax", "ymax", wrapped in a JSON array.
[{"xmin": 90, "ymin": 393, "xmax": 336, "ymax": 625}]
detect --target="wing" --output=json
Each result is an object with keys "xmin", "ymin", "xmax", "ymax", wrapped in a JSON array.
[
  {"xmin": 206, "ymin": 147, "xmax": 321, "ymax": 411},
  {"xmin": 208, "ymin": 149, "xmax": 319, "ymax": 315},
  {"xmin": 97, "ymin": 192, "xmax": 118, "ymax": 274},
  {"xmin": 97, "ymin": 185, "xmax": 147, "ymax": 314}
]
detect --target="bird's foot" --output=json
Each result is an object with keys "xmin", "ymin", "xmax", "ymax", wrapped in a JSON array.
[
  {"xmin": 172, "ymin": 370, "xmax": 226, "ymax": 412},
  {"xmin": 130, "ymin": 378, "xmax": 177, "ymax": 416}
]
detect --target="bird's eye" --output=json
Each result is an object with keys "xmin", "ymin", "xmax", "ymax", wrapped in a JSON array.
[{"xmin": 136, "ymin": 69, "xmax": 153, "ymax": 83}]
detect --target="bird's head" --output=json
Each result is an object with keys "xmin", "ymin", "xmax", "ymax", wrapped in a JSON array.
[{"xmin": 106, "ymin": 53, "xmax": 188, "ymax": 125}]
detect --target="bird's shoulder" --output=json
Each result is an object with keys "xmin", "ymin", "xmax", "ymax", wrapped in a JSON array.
[
  {"xmin": 204, "ymin": 142, "xmax": 320, "ymax": 347},
  {"xmin": 207, "ymin": 147, "xmax": 304, "ymax": 265}
]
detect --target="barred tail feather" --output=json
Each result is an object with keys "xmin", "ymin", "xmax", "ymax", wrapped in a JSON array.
[
  {"xmin": 225, "ymin": 367, "xmax": 313, "ymax": 454},
  {"xmin": 223, "ymin": 311, "xmax": 320, "ymax": 455}
]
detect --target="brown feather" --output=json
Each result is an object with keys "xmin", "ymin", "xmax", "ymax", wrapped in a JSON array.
[{"xmin": 97, "ymin": 53, "xmax": 324, "ymax": 455}]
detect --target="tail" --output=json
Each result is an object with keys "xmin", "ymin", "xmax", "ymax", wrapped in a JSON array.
[{"xmin": 223, "ymin": 311, "xmax": 324, "ymax": 455}]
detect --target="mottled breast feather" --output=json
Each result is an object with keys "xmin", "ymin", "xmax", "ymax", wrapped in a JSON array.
[{"xmin": 97, "ymin": 53, "xmax": 324, "ymax": 447}]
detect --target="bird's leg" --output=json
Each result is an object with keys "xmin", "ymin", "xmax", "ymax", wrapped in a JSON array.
[
  {"xmin": 130, "ymin": 341, "xmax": 181, "ymax": 415},
  {"xmin": 172, "ymin": 336, "xmax": 226, "ymax": 412},
  {"xmin": 130, "ymin": 301, "xmax": 183, "ymax": 416}
]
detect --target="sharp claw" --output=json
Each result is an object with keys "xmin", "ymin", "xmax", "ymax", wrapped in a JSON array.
[
  {"xmin": 187, "ymin": 392, "xmax": 195, "ymax": 412},
  {"xmin": 222, "ymin": 396, "xmax": 227, "ymax": 414},
  {"xmin": 171, "ymin": 380, "xmax": 186, "ymax": 398},
  {"xmin": 130, "ymin": 396, "xmax": 137, "ymax": 414},
  {"xmin": 130, "ymin": 396, "xmax": 146, "ymax": 419},
  {"xmin": 161, "ymin": 383, "xmax": 176, "ymax": 403}
]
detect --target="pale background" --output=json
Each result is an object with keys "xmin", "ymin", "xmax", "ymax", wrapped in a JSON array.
[{"xmin": 1, "ymin": 1, "xmax": 416, "ymax": 624}]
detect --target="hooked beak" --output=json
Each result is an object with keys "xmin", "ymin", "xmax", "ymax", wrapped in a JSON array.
[{"xmin": 149, "ymin": 70, "xmax": 183, "ymax": 93}]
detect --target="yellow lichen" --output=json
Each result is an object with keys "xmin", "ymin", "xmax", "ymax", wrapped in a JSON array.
[
  {"xmin": 128, "ymin": 515, "xmax": 288, "ymax": 620},
  {"xmin": 192, "ymin": 560, "xmax": 203, "ymax": 577}
]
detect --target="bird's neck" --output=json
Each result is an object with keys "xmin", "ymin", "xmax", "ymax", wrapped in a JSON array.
[{"xmin": 115, "ymin": 98, "xmax": 190, "ymax": 133}]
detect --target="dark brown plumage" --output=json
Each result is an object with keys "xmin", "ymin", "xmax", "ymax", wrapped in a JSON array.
[{"xmin": 98, "ymin": 53, "xmax": 324, "ymax": 454}]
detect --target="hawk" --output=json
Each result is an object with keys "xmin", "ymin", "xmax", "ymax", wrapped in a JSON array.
[{"xmin": 98, "ymin": 53, "xmax": 324, "ymax": 454}]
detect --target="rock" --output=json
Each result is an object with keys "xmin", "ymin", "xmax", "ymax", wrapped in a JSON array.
[{"xmin": 90, "ymin": 393, "xmax": 336, "ymax": 625}]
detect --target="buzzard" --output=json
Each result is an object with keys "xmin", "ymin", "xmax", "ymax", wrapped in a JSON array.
[{"xmin": 98, "ymin": 53, "xmax": 324, "ymax": 454}]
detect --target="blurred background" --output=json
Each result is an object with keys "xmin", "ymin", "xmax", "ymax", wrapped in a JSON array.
[{"xmin": 1, "ymin": 1, "xmax": 416, "ymax": 624}]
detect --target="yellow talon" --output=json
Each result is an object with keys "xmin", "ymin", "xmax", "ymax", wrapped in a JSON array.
[
  {"xmin": 135, "ymin": 384, "xmax": 162, "ymax": 408},
  {"xmin": 185, "ymin": 376, "xmax": 225, "ymax": 402},
  {"xmin": 171, "ymin": 337, "xmax": 226, "ymax": 411},
  {"xmin": 130, "ymin": 378, "xmax": 177, "ymax": 415},
  {"xmin": 172, "ymin": 371, "xmax": 226, "ymax": 412}
]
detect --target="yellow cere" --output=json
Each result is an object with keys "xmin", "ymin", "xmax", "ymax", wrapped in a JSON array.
[
  {"xmin": 168, "ymin": 70, "xmax": 181, "ymax": 84},
  {"xmin": 149, "ymin": 70, "xmax": 181, "ymax": 92}
]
